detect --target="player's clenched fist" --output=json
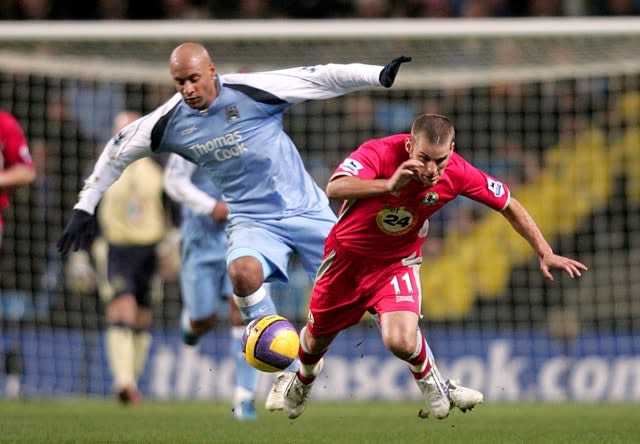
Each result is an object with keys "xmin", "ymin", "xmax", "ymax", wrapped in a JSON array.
[{"xmin": 386, "ymin": 159, "xmax": 423, "ymax": 192}]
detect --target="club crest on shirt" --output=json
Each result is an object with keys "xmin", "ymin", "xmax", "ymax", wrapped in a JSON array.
[
  {"xmin": 422, "ymin": 191, "xmax": 439, "ymax": 206},
  {"xmin": 112, "ymin": 132, "xmax": 125, "ymax": 146},
  {"xmin": 376, "ymin": 206, "xmax": 415, "ymax": 236},
  {"xmin": 225, "ymin": 105, "xmax": 240, "ymax": 121}
]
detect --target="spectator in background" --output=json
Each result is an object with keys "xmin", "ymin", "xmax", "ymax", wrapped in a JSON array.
[
  {"xmin": 402, "ymin": 0, "xmax": 456, "ymax": 17},
  {"xmin": 270, "ymin": 0, "xmax": 352, "ymax": 18},
  {"xmin": 458, "ymin": 0, "xmax": 515, "ymax": 17},
  {"xmin": 237, "ymin": 0, "xmax": 279, "ymax": 18},
  {"xmin": 353, "ymin": 0, "xmax": 392, "ymax": 17},
  {"xmin": 64, "ymin": 80, "xmax": 126, "ymax": 146},
  {"xmin": 12, "ymin": 0, "xmax": 51, "ymax": 19},
  {"xmin": 0, "ymin": 110, "xmax": 36, "ymax": 247},
  {"xmin": 97, "ymin": 0, "xmax": 127, "ymax": 19},
  {"xmin": 596, "ymin": 0, "xmax": 640, "ymax": 15},
  {"xmin": 165, "ymin": 0, "xmax": 208, "ymax": 19},
  {"xmin": 126, "ymin": 0, "xmax": 166, "ymax": 19},
  {"xmin": 527, "ymin": 0, "xmax": 563, "ymax": 16},
  {"xmin": 29, "ymin": 95, "xmax": 97, "ymax": 322}
]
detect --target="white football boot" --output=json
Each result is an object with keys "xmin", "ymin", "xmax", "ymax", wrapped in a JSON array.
[
  {"xmin": 416, "ymin": 370, "xmax": 451, "ymax": 419},
  {"xmin": 283, "ymin": 358, "xmax": 324, "ymax": 419},
  {"xmin": 446, "ymin": 379, "xmax": 484, "ymax": 412},
  {"xmin": 265, "ymin": 371, "xmax": 295, "ymax": 411}
]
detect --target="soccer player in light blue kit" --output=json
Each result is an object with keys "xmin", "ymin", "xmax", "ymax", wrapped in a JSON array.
[
  {"xmin": 57, "ymin": 42, "xmax": 411, "ymax": 410},
  {"xmin": 164, "ymin": 153, "xmax": 262, "ymax": 420}
]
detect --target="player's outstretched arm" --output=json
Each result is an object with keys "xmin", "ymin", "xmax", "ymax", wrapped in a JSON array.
[
  {"xmin": 501, "ymin": 197, "xmax": 588, "ymax": 281},
  {"xmin": 230, "ymin": 56, "xmax": 411, "ymax": 105}
]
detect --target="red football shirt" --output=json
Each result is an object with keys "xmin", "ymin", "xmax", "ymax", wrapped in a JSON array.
[
  {"xmin": 329, "ymin": 133, "xmax": 511, "ymax": 260},
  {"xmin": 0, "ymin": 111, "xmax": 34, "ymax": 220}
]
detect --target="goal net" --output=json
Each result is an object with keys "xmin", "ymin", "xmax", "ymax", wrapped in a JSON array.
[{"xmin": 0, "ymin": 18, "xmax": 638, "ymax": 402}]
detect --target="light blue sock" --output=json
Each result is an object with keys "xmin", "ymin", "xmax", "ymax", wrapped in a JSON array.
[
  {"xmin": 233, "ymin": 286, "xmax": 277, "ymax": 322},
  {"xmin": 230, "ymin": 326, "xmax": 259, "ymax": 393}
]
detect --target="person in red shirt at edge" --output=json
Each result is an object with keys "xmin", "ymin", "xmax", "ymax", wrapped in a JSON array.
[
  {"xmin": 0, "ymin": 111, "xmax": 36, "ymax": 247},
  {"xmin": 282, "ymin": 113, "xmax": 589, "ymax": 420}
]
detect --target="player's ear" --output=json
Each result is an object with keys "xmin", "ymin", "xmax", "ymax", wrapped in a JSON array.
[
  {"xmin": 450, "ymin": 141, "xmax": 455, "ymax": 152},
  {"xmin": 405, "ymin": 137, "xmax": 412, "ymax": 154}
]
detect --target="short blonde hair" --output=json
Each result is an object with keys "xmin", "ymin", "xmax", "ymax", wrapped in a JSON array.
[{"xmin": 411, "ymin": 114, "xmax": 455, "ymax": 146}]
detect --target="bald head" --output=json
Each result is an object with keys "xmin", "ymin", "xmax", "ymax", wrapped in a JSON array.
[
  {"xmin": 169, "ymin": 42, "xmax": 212, "ymax": 68},
  {"xmin": 169, "ymin": 42, "xmax": 218, "ymax": 110}
]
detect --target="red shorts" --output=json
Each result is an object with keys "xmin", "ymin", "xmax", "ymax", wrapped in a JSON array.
[{"xmin": 306, "ymin": 234, "xmax": 423, "ymax": 336}]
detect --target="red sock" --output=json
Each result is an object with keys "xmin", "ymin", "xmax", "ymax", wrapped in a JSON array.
[
  {"xmin": 298, "ymin": 344, "xmax": 324, "ymax": 384},
  {"xmin": 409, "ymin": 335, "xmax": 432, "ymax": 380}
]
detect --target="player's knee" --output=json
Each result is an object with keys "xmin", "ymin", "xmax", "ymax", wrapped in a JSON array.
[
  {"xmin": 106, "ymin": 294, "xmax": 137, "ymax": 324},
  {"xmin": 382, "ymin": 331, "xmax": 416, "ymax": 360},
  {"xmin": 227, "ymin": 257, "xmax": 264, "ymax": 295}
]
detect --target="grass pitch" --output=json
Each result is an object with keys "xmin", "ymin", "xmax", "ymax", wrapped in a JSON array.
[{"xmin": 0, "ymin": 399, "xmax": 638, "ymax": 444}]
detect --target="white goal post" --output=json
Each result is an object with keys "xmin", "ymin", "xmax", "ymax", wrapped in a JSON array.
[
  {"xmin": 1, "ymin": 18, "xmax": 640, "ymax": 86},
  {"xmin": 0, "ymin": 18, "xmax": 639, "ymax": 402}
]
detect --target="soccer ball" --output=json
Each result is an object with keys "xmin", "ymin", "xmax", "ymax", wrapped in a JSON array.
[{"xmin": 241, "ymin": 314, "xmax": 300, "ymax": 373}]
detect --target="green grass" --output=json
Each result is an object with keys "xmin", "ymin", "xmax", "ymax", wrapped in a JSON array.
[{"xmin": 0, "ymin": 400, "xmax": 638, "ymax": 444}]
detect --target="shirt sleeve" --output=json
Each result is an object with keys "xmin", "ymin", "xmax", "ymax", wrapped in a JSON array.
[
  {"xmin": 330, "ymin": 141, "xmax": 382, "ymax": 181},
  {"xmin": 222, "ymin": 63, "xmax": 383, "ymax": 104},
  {"xmin": 459, "ymin": 158, "xmax": 511, "ymax": 211},
  {"xmin": 74, "ymin": 109, "xmax": 167, "ymax": 215},
  {"xmin": 164, "ymin": 153, "xmax": 217, "ymax": 215}
]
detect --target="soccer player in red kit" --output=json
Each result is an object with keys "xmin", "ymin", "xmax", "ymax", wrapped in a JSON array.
[
  {"xmin": 0, "ymin": 111, "xmax": 36, "ymax": 246},
  {"xmin": 282, "ymin": 114, "xmax": 588, "ymax": 420}
]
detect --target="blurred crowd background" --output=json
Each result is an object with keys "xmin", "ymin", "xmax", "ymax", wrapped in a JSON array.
[{"xmin": 2, "ymin": 0, "xmax": 640, "ymax": 20}]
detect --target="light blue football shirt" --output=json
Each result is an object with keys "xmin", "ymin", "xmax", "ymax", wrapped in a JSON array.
[{"xmin": 75, "ymin": 63, "xmax": 383, "ymax": 223}]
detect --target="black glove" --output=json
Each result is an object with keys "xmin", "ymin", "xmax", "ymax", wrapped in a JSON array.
[
  {"xmin": 379, "ymin": 56, "xmax": 412, "ymax": 88},
  {"xmin": 57, "ymin": 209, "xmax": 97, "ymax": 256}
]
